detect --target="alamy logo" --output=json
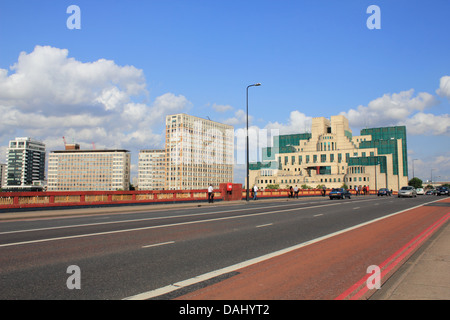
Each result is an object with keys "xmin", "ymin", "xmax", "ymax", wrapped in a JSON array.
[
  {"xmin": 366, "ymin": 5, "xmax": 381, "ymax": 30},
  {"xmin": 66, "ymin": 265, "xmax": 81, "ymax": 290},
  {"xmin": 67, "ymin": 5, "xmax": 81, "ymax": 30},
  {"xmin": 366, "ymin": 265, "xmax": 381, "ymax": 290}
]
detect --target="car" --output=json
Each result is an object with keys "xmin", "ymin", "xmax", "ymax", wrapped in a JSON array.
[
  {"xmin": 425, "ymin": 190, "xmax": 435, "ymax": 195},
  {"xmin": 436, "ymin": 186, "xmax": 449, "ymax": 196},
  {"xmin": 329, "ymin": 188, "xmax": 351, "ymax": 200},
  {"xmin": 416, "ymin": 188, "xmax": 424, "ymax": 195},
  {"xmin": 377, "ymin": 188, "xmax": 391, "ymax": 196},
  {"xmin": 398, "ymin": 186, "xmax": 417, "ymax": 198}
]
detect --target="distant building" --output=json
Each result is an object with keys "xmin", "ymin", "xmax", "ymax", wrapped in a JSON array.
[
  {"xmin": 0, "ymin": 163, "xmax": 6, "ymax": 188},
  {"xmin": 249, "ymin": 115, "xmax": 408, "ymax": 191},
  {"xmin": 138, "ymin": 149, "xmax": 165, "ymax": 190},
  {"xmin": 4, "ymin": 137, "xmax": 46, "ymax": 191},
  {"xmin": 47, "ymin": 147, "xmax": 131, "ymax": 191},
  {"xmin": 164, "ymin": 113, "xmax": 234, "ymax": 190}
]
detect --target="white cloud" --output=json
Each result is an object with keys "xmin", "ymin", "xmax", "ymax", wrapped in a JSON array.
[
  {"xmin": 0, "ymin": 46, "xmax": 146, "ymax": 113},
  {"xmin": 340, "ymin": 88, "xmax": 450, "ymax": 136},
  {"xmin": 224, "ymin": 109, "xmax": 253, "ymax": 126},
  {"xmin": 341, "ymin": 89, "xmax": 438, "ymax": 128},
  {"xmin": 265, "ymin": 110, "xmax": 312, "ymax": 135},
  {"xmin": 401, "ymin": 112, "xmax": 450, "ymax": 136},
  {"xmin": 0, "ymin": 45, "xmax": 191, "ymax": 160},
  {"xmin": 212, "ymin": 103, "xmax": 233, "ymax": 113},
  {"xmin": 437, "ymin": 75, "xmax": 450, "ymax": 99}
]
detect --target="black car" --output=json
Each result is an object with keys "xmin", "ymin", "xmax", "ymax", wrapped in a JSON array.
[
  {"xmin": 377, "ymin": 188, "xmax": 391, "ymax": 196},
  {"xmin": 436, "ymin": 186, "xmax": 449, "ymax": 196},
  {"xmin": 329, "ymin": 188, "xmax": 351, "ymax": 200}
]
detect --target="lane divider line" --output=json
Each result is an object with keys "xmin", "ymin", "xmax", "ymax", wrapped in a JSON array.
[
  {"xmin": 142, "ymin": 241, "xmax": 175, "ymax": 249},
  {"xmin": 0, "ymin": 200, "xmax": 369, "ymax": 248},
  {"xmin": 0, "ymin": 198, "xmax": 385, "ymax": 235}
]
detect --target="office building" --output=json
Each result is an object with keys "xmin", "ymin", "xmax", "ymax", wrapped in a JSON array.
[
  {"xmin": 138, "ymin": 149, "xmax": 165, "ymax": 190},
  {"xmin": 4, "ymin": 137, "xmax": 46, "ymax": 191},
  {"xmin": 47, "ymin": 147, "xmax": 131, "ymax": 191},
  {"xmin": 0, "ymin": 163, "xmax": 6, "ymax": 188},
  {"xmin": 164, "ymin": 113, "xmax": 234, "ymax": 190},
  {"xmin": 250, "ymin": 115, "xmax": 408, "ymax": 191}
]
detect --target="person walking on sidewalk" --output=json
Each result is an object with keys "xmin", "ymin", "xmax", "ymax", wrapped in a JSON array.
[
  {"xmin": 208, "ymin": 184, "xmax": 214, "ymax": 203},
  {"xmin": 253, "ymin": 185, "xmax": 258, "ymax": 200}
]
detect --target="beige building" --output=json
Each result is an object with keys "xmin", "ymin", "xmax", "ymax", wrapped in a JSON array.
[
  {"xmin": 165, "ymin": 113, "xmax": 234, "ymax": 190},
  {"xmin": 47, "ymin": 146, "xmax": 131, "ymax": 191},
  {"xmin": 138, "ymin": 149, "xmax": 165, "ymax": 190},
  {"xmin": 250, "ymin": 115, "xmax": 408, "ymax": 192}
]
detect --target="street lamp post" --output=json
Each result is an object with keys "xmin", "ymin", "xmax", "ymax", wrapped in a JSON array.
[
  {"xmin": 412, "ymin": 159, "xmax": 418, "ymax": 178},
  {"xmin": 246, "ymin": 83, "xmax": 261, "ymax": 202}
]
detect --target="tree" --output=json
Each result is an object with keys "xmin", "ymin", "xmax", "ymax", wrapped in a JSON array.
[{"xmin": 408, "ymin": 177, "xmax": 423, "ymax": 189}]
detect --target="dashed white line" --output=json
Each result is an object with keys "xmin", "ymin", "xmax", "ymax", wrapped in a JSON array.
[
  {"xmin": 142, "ymin": 241, "xmax": 175, "ymax": 249},
  {"xmin": 256, "ymin": 223, "xmax": 273, "ymax": 228}
]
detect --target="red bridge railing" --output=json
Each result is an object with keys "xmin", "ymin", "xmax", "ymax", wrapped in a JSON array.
[{"xmin": 0, "ymin": 185, "xmax": 376, "ymax": 210}]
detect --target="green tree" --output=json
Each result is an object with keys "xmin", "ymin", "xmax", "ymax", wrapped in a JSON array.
[{"xmin": 408, "ymin": 177, "xmax": 423, "ymax": 189}]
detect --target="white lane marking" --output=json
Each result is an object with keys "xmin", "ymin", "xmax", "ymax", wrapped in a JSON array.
[
  {"xmin": 314, "ymin": 214, "xmax": 324, "ymax": 217},
  {"xmin": 256, "ymin": 223, "xmax": 273, "ymax": 228},
  {"xmin": 0, "ymin": 201, "xmax": 362, "ymax": 248},
  {"xmin": 142, "ymin": 241, "xmax": 175, "ymax": 249},
  {"xmin": 123, "ymin": 198, "xmax": 443, "ymax": 300},
  {"xmin": 0, "ymin": 200, "xmax": 341, "ymax": 235},
  {"xmin": 353, "ymin": 207, "xmax": 361, "ymax": 210}
]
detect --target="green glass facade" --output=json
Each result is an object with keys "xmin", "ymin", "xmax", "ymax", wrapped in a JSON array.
[
  {"xmin": 360, "ymin": 126, "xmax": 407, "ymax": 176},
  {"xmin": 348, "ymin": 156, "xmax": 387, "ymax": 174},
  {"xmin": 263, "ymin": 133, "xmax": 311, "ymax": 161}
]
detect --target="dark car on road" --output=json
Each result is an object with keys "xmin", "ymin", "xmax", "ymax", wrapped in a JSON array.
[
  {"xmin": 377, "ymin": 188, "xmax": 391, "ymax": 196},
  {"xmin": 436, "ymin": 186, "xmax": 449, "ymax": 196},
  {"xmin": 329, "ymin": 188, "xmax": 351, "ymax": 200}
]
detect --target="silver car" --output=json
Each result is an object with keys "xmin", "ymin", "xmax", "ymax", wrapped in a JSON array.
[{"xmin": 398, "ymin": 186, "xmax": 417, "ymax": 198}]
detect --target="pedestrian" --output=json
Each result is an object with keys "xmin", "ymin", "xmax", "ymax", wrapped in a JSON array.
[
  {"xmin": 208, "ymin": 184, "xmax": 213, "ymax": 203},
  {"xmin": 289, "ymin": 186, "xmax": 293, "ymax": 198},
  {"xmin": 322, "ymin": 186, "xmax": 326, "ymax": 197},
  {"xmin": 253, "ymin": 185, "xmax": 258, "ymax": 200},
  {"xmin": 294, "ymin": 185, "xmax": 299, "ymax": 199},
  {"xmin": 355, "ymin": 186, "xmax": 359, "ymax": 196}
]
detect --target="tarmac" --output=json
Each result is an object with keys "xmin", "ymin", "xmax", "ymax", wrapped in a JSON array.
[{"xmin": 1, "ymin": 197, "xmax": 449, "ymax": 300}]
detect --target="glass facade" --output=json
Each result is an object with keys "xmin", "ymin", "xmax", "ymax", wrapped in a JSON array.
[{"xmin": 360, "ymin": 126, "xmax": 407, "ymax": 176}]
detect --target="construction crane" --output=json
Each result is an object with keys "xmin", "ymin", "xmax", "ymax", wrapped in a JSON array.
[{"xmin": 62, "ymin": 136, "xmax": 67, "ymax": 148}]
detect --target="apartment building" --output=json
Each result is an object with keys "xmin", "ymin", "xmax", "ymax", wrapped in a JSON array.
[
  {"xmin": 0, "ymin": 163, "xmax": 7, "ymax": 188},
  {"xmin": 138, "ymin": 149, "xmax": 165, "ymax": 190},
  {"xmin": 3, "ymin": 137, "xmax": 46, "ymax": 191},
  {"xmin": 165, "ymin": 113, "xmax": 234, "ymax": 190},
  {"xmin": 250, "ymin": 115, "xmax": 408, "ymax": 191},
  {"xmin": 47, "ymin": 148, "xmax": 131, "ymax": 191}
]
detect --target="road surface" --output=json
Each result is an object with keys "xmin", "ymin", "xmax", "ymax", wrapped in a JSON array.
[{"xmin": 0, "ymin": 195, "xmax": 447, "ymax": 300}]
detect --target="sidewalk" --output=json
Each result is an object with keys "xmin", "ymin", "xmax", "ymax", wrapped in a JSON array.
[{"xmin": 371, "ymin": 218, "xmax": 450, "ymax": 300}]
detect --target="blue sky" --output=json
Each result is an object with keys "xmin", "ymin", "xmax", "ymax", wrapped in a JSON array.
[{"xmin": 0, "ymin": 0, "xmax": 449, "ymax": 184}]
